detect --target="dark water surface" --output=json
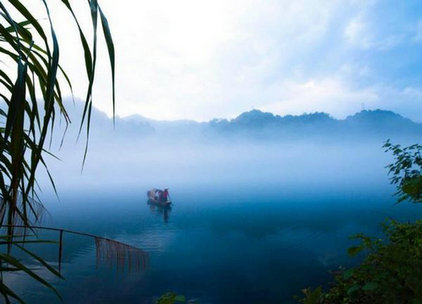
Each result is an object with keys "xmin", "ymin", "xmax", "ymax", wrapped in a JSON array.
[{"xmin": 7, "ymin": 186, "xmax": 421, "ymax": 304}]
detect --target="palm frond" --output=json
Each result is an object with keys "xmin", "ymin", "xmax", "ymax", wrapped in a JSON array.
[{"xmin": 0, "ymin": 0, "xmax": 116, "ymax": 301}]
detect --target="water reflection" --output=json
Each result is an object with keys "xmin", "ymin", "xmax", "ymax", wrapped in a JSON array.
[
  {"xmin": 18, "ymin": 188, "xmax": 422, "ymax": 304},
  {"xmin": 147, "ymin": 201, "xmax": 172, "ymax": 223}
]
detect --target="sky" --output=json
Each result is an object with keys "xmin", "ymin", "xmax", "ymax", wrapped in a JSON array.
[{"xmin": 23, "ymin": 0, "xmax": 422, "ymax": 121}]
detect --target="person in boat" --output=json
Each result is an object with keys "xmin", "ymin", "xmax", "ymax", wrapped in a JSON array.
[
  {"xmin": 148, "ymin": 189, "xmax": 155, "ymax": 200},
  {"xmin": 154, "ymin": 189, "xmax": 163, "ymax": 201},
  {"xmin": 162, "ymin": 188, "xmax": 169, "ymax": 202}
]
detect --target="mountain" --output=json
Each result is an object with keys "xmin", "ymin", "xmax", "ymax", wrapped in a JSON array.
[
  {"xmin": 43, "ymin": 104, "xmax": 421, "ymax": 191},
  {"xmin": 56, "ymin": 101, "xmax": 422, "ymax": 145},
  {"xmin": 202, "ymin": 109, "xmax": 420, "ymax": 141}
]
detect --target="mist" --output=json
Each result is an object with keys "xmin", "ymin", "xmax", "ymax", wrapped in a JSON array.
[
  {"xmin": 36, "ymin": 100, "xmax": 421, "ymax": 201},
  {"xmin": 14, "ymin": 101, "xmax": 422, "ymax": 304}
]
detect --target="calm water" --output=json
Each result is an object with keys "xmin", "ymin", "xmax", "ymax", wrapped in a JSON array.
[{"xmin": 7, "ymin": 185, "xmax": 421, "ymax": 303}]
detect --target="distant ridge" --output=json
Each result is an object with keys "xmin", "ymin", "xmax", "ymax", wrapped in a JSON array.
[
  {"xmin": 119, "ymin": 108, "xmax": 417, "ymax": 125},
  {"xmin": 206, "ymin": 108, "xmax": 417, "ymax": 126},
  {"xmin": 345, "ymin": 109, "xmax": 414, "ymax": 124},
  {"xmin": 227, "ymin": 109, "xmax": 413, "ymax": 125},
  {"xmin": 97, "ymin": 105, "xmax": 415, "ymax": 125},
  {"xmin": 59, "ymin": 100, "xmax": 421, "ymax": 143}
]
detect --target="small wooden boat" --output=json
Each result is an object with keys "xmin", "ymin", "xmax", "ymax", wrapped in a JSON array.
[
  {"xmin": 147, "ymin": 198, "xmax": 172, "ymax": 207},
  {"xmin": 147, "ymin": 189, "xmax": 172, "ymax": 207}
]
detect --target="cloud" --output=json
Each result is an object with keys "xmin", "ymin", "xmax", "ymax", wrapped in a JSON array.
[
  {"xmin": 86, "ymin": 0, "xmax": 349, "ymax": 121},
  {"xmin": 12, "ymin": 0, "xmax": 422, "ymax": 122},
  {"xmin": 344, "ymin": 17, "xmax": 373, "ymax": 49},
  {"xmin": 260, "ymin": 79, "xmax": 422, "ymax": 122},
  {"xmin": 414, "ymin": 19, "xmax": 422, "ymax": 43},
  {"xmin": 260, "ymin": 78, "xmax": 379, "ymax": 118},
  {"xmin": 344, "ymin": 11, "xmax": 404, "ymax": 51}
]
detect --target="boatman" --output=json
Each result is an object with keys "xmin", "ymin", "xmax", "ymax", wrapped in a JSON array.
[
  {"xmin": 162, "ymin": 188, "xmax": 169, "ymax": 202},
  {"xmin": 154, "ymin": 189, "xmax": 163, "ymax": 201}
]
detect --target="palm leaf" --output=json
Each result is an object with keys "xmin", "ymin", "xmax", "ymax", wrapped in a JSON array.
[{"xmin": 0, "ymin": 0, "xmax": 117, "ymax": 301}]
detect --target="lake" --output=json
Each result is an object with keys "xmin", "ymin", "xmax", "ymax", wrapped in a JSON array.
[{"xmin": 6, "ymin": 183, "xmax": 421, "ymax": 304}]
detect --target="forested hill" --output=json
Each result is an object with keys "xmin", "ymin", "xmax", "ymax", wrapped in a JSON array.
[{"xmin": 58, "ymin": 101, "xmax": 422, "ymax": 144}]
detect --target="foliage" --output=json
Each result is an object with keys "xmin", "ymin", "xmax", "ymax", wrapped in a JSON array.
[
  {"xmin": 0, "ymin": 0, "xmax": 114, "ymax": 302},
  {"xmin": 298, "ymin": 140, "xmax": 422, "ymax": 303},
  {"xmin": 0, "ymin": 233, "xmax": 62, "ymax": 303},
  {"xmin": 156, "ymin": 292, "xmax": 187, "ymax": 304},
  {"xmin": 298, "ymin": 220, "xmax": 422, "ymax": 304},
  {"xmin": 0, "ymin": 0, "xmax": 115, "ymax": 231},
  {"xmin": 384, "ymin": 140, "xmax": 422, "ymax": 203},
  {"xmin": 155, "ymin": 291, "xmax": 201, "ymax": 304}
]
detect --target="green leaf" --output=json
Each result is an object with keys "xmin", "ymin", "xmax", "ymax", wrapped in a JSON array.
[
  {"xmin": 301, "ymin": 287, "xmax": 322, "ymax": 304},
  {"xmin": 16, "ymin": 244, "xmax": 63, "ymax": 279},
  {"xmin": 362, "ymin": 282, "xmax": 378, "ymax": 291},
  {"xmin": 342, "ymin": 268, "xmax": 354, "ymax": 280},
  {"xmin": 174, "ymin": 295, "xmax": 186, "ymax": 302},
  {"xmin": 0, "ymin": 280, "xmax": 25, "ymax": 303},
  {"xmin": 0, "ymin": 253, "xmax": 62, "ymax": 300},
  {"xmin": 347, "ymin": 246, "xmax": 363, "ymax": 257},
  {"xmin": 0, "ymin": 0, "xmax": 117, "ymax": 301},
  {"xmin": 347, "ymin": 284, "xmax": 360, "ymax": 295},
  {"xmin": 99, "ymin": 7, "xmax": 115, "ymax": 121}
]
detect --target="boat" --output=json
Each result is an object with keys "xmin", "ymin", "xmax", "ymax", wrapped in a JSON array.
[
  {"xmin": 147, "ymin": 198, "xmax": 172, "ymax": 207},
  {"xmin": 147, "ymin": 189, "xmax": 172, "ymax": 207}
]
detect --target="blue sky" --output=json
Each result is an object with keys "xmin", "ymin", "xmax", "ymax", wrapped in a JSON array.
[{"xmin": 48, "ymin": 0, "xmax": 422, "ymax": 121}]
